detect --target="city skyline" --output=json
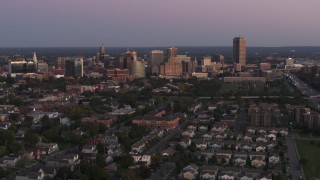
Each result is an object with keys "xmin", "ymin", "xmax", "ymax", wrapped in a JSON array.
[{"xmin": 0, "ymin": 0, "xmax": 320, "ymax": 47}]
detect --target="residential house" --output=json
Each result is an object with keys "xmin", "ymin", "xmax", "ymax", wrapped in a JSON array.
[
  {"xmin": 0, "ymin": 156, "xmax": 21, "ymax": 168},
  {"xmin": 216, "ymin": 150, "xmax": 232, "ymax": 164},
  {"xmin": 233, "ymin": 152, "xmax": 248, "ymax": 167},
  {"xmin": 214, "ymin": 133, "xmax": 226, "ymax": 140},
  {"xmin": 194, "ymin": 138, "xmax": 207, "ymax": 150},
  {"xmin": 187, "ymin": 125, "xmax": 197, "ymax": 131},
  {"xmin": 251, "ymin": 158, "xmax": 266, "ymax": 168},
  {"xmin": 15, "ymin": 171, "xmax": 45, "ymax": 180},
  {"xmin": 131, "ymin": 141, "xmax": 146, "ymax": 154},
  {"xmin": 198, "ymin": 125, "xmax": 208, "ymax": 132},
  {"xmin": 256, "ymin": 136, "xmax": 268, "ymax": 143},
  {"xmin": 240, "ymin": 169, "xmax": 261, "ymax": 180},
  {"xmin": 202, "ymin": 133, "xmax": 213, "ymax": 140},
  {"xmin": 237, "ymin": 143, "xmax": 253, "ymax": 152},
  {"xmin": 161, "ymin": 147, "xmax": 176, "ymax": 156},
  {"xmin": 132, "ymin": 154, "xmax": 152, "ymax": 166},
  {"xmin": 0, "ymin": 122, "xmax": 9, "ymax": 130},
  {"xmin": 220, "ymin": 167, "xmax": 241, "ymax": 179},
  {"xmin": 36, "ymin": 143, "xmax": 59, "ymax": 155},
  {"xmin": 259, "ymin": 175, "xmax": 272, "ymax": 180},
  {"xmin": 208, "ymin": 140, "xmax": 222, "ymax": 150},
  {"xmin": 268, "ymin": 154, "xmax": 280, "ymax": 165},
  {"xmin": 265, "ymin": 134, "xmax": 276, "ymax": 141},
  {"xmin": 258, "ymin": 128, "xmax": 268, "ymax": 135},
  {"xmin": 39, "ymin": 166, "xmax": 57, "ymax": 179},
  {"xmin": 179, "ymin": 138, "xmax": 191, "ymax": 148},
  {"xmin": 211, "ymin": 122, "xmax": 228, "ymax": 133},
  {"xmin": 250, "ymin": 152, "xmax": 266, "ymax": 160},
  {"xmin": 247, "ymin": 127, "xmax": 256, "ymax": 135},
  {"xmin": 255, "ymin": 143, "xmax": 267, "ymax": 152},
  {"xmin": 223, "ymin": 140, "xmax": 236, "ymax": 150},
  {"xmin": 182, "ymin": 130, "xmax": 195, "ymax": 138},
  {"xmin": 200, "ymin": 150, "xmax": 215, "ymax": 161},
  {"xmin": 201, "ymin": 165, "xmax": 218, "ymax": 180},
  {"xmin": 243, "ymin": 134, "xmax": 253, "ymax": 142},
  {"xmin": 81, "ymin": 144, "xmax": 97, "ymax": 160},
  {"xmin": 180, "ymin": 164, "xmax": 199, "ymax": 180}
]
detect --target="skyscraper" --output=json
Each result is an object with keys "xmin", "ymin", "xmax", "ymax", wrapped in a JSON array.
[
  {"xmin": 96, "ymin": 43, "xmax": 108, "ymax": 62},
  {"xmin": 150, "ymin": 50, "xmax": 164, "ymax": 66},
  {"xmin": 65, "ymin": 58, "xmax": 83, "ymax": 78},
  {"xmin": 233, "ymin": 37, "xmax": 246, "ymax": 66},
  {"xmin": 167, "ymin": 47, "xmax": 178, "ymax": 60}
]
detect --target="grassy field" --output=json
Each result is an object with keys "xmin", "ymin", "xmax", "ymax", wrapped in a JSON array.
[{"xmin": 295, "ymin": 138, "xmax": 320, "ymax": 179}]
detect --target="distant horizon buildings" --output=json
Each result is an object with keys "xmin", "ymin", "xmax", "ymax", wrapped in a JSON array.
[{"xmin": 233, "ymin": 37, "xmax": 246, "ymax": 67}]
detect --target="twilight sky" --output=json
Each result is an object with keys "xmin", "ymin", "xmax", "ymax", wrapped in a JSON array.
[{"xmin": 0, "ymin": 0, "xmax": 320, "ymax": 47}]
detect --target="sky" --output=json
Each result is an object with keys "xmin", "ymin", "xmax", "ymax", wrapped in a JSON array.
[{"xmin": 0, "ymin": 0, "xmax": 320, "ymax": 47}]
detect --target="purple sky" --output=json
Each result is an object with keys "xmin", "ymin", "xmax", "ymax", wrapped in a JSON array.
[{"xmin": 1, "ymin": 0, "xmax": 320, "ymax": 47}]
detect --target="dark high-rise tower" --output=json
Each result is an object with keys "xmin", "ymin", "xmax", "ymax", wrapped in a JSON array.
[
  {"xmin": 96, "ymin": 43, "xmax": 107, "ymax": 62},
  {"xmin": 233, "ymin": 37, "xmax": 246, "ymax": 66}
]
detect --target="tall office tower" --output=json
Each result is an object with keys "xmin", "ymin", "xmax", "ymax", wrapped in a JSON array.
[
  {"xmin": 32, "ymin": 52, "xmax": 38, "ymax": 64},
  {"xmin": 167, "ymin": 47, "xmax": 178, "ymax": 59},
  {"xmin": 214, "ymin": 54, "xmax": 225, "ymax": 64},
  {"xmin": 56, "ymin": 58, "xmax": 66, "ymax": 69},
  {"xmin": 96, "ymin": 43, "xmax": 108, "ymax": 62},
  {"xmin": 151, "ymin": 50, "xmax": 164, "ymax": 66},
  {"xmin": 233, "ymin": 37, "xmax": 246, "ymax": 66},
  {"xmin": 131, "ymin": 60, "xmax": 146, "ymax": 78},
  {"xmin": 202, "ymin": 56, "xmax": 212, "ymax": 66},
  {"xmin": 65, "ymin": 58, "xmax": 83, "ymax": 78}
]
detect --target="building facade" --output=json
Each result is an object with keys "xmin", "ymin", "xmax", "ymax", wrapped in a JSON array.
[{"xmin": 233, "ymin": 37, "xmax": 246, "ymax": 66}]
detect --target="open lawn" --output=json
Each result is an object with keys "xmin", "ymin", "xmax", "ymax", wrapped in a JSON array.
[{"xmin": 295, "ymin": 139, "xmax": 320, "ymax": 179}]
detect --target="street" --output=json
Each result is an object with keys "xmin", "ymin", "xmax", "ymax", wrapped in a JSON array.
[{"xmin": 286, "ymin": 133, "xmax": 304, "ymax": 180}]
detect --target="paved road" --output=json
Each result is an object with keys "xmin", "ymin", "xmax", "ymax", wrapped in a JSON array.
[{"xmin": 286, "ymin": 134, "xmax": 304, "ymax": 180}]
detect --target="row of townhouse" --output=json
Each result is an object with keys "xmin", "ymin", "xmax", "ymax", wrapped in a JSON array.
[
  {"xmin": 130, "ymin": 129, "xmax": 164, "ymax": 154},
  {"xmin": 194, "ymin": 149, "xmax": 280, "ymax": 168},
  {"xmin": 180, "ymin": 164, "xmax": 273, "ymax": 180}
]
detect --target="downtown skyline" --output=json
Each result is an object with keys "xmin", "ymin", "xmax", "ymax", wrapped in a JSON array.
[{"xmin": 0, "ymin": 0, "xmax": 320, "ymax": 47}]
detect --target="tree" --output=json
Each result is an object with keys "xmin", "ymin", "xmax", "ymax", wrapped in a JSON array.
[
  {"xmin": 188, "ymin": 142, "xmax": 197, "ymax": 152},
  {"xmin": 24, "ymin": 116, "xmax": 34, "ymax": 127},
  {"xmin": 118, "ymin": 155, "xmax": 134, "ymax": 168},
  {"xmin": 221, "ymin": 158, "xmax": 227, "ymax": 165},
  {"xmin": 96, "ymin": 154, "xmax": 106, "ymax": 168},
  {"xmin": 140, "ymin": 166, "xmax": 152, "ymax": 179},
  {"xmin": 208, "ymin": 156, "xmax": 217, "ymax": 164},
  {"xmin": 55, "ymin": 167, "xmax": 73, "ymax": 180},
  {"xmin": 42, "ymin": 126, "xmax": 61, "ymax": 142},
  {"xmin": 0, "ymin": 146, "xmax": 7, "ymax": 158},
  {"xmin": 0, "ymin": 130, "xmax": 16, "ymax": 146},
  {"xmin": 80, "ymin": 163, "xmax": 108, "ymax": 180},
  {"xmin": 151, "ymin": 153, "xmax": 161, "ymax": 168},
  {"xmin": 8, "ymin": 142, "xmax": 23, "ymax": 154},
  {"xmin": 200, "ymin": 155, "xmax": 206, "ymax": 163},
  {"xmin": 25, "ymin": 131, "xmax": 40, "ymax": 148}
]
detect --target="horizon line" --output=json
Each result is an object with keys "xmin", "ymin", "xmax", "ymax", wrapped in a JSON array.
[{"xmin": 1, "ymin": 45, "xmax": 320, "ymax": 48}]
